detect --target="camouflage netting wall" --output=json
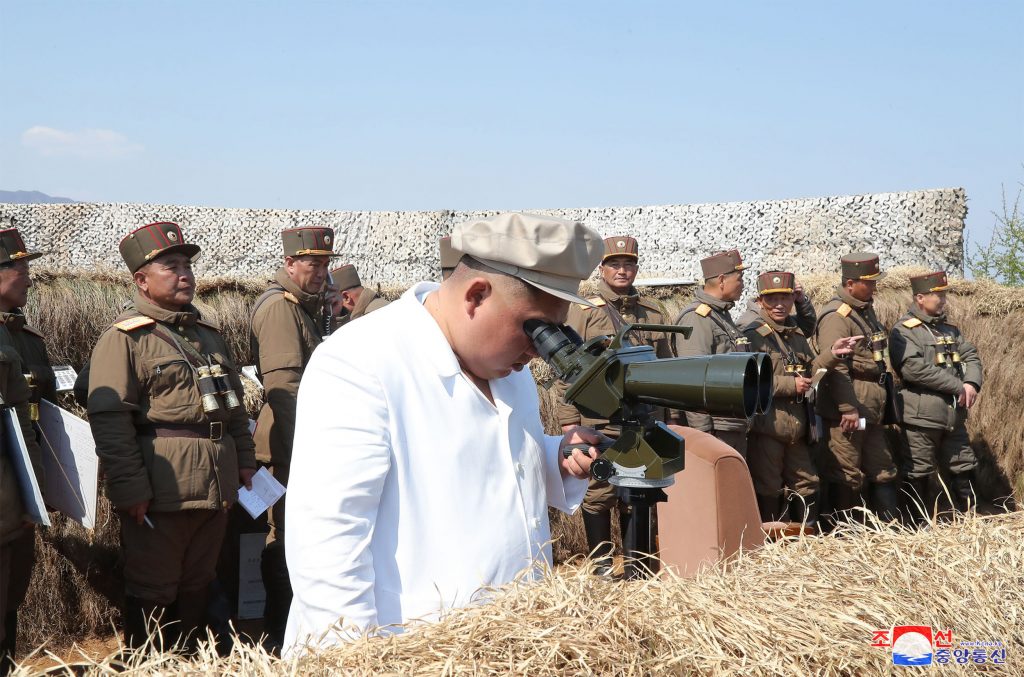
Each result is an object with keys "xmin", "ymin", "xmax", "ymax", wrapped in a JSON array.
[{"xmin": 0, "ymin": 188, "xmax": 965, "ymax": 287}]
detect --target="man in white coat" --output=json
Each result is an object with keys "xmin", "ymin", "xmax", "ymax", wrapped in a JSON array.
[{"xmin": 284, "ymin": 213, "xmax": 605, "ymax": 651}]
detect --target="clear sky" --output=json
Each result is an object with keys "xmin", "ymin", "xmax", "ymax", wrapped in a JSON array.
[{"xmin": 2, "ymin": 1, "xmax": 1021, "ymax": 247}]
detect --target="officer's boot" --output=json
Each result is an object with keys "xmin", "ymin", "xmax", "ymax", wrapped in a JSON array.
[
  {"xmin": 821, "ymin": 482, "xmax": 857, "ymax": 532},
  {"xmin": 174, "ymin": 587, "xmax": 210, "ymax": 655},
  {"xmin": 789, "ymin": 494, "xmax": 819, "ymax": 531},
  {"xmin": 122, "ymin": 596, "xmax": 170, "ymax": 653},
  {"xmin": 582, "ymin": 510, "xmax": 614, "ymax": 577},
  {"xmin": 870, "ymin": 482, "xmax": 901, "ymax": 525},
  {"xmin": 901, "ymin": 477, "xmax": 932, "ymax": 526},
  {"xmin": 260, "ymin": 541, "xmax": 292, "ymax": 654},
  {"xmin": 951, "ymin": 473, "xmax": 977, "ymax": 513},
  {"xmin": 756, "ymin": 494, "xmax": 781, "ymax": 523},
  {"xmin": 0, "ymin": 609, "xmax": 17, "ymax": 677}
]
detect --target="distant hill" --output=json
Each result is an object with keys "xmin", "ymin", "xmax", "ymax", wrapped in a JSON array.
[{"xmin": 0, "ymin": 190, "xmax": 76, "ymax": 204}]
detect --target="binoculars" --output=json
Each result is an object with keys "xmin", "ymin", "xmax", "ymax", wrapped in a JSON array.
[
  {"xmin": 784, "ymin": 363, "xmax": 809, "ymax": 376},
  {"xmin": 870, "ymin": 331, "xmax": 889, "ymax": 363},
  {"xmin": 525, "ymin": 319, "xmax": 773, "ymax": 486},
  {"xmin": 196, "ymin": 362, "xmax": 241, "ymax": 415},
  {"xmin": 933, "ymin": 335, "xmax": 961, "ymax": 366}
]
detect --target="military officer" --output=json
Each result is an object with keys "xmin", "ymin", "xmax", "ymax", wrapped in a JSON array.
[
  {"xmin": 440, "ymin": 236, "xmax": 459, "ymax": 280},
  {"xmin": 87, "ymin": 222, "xmax": 256, "ymax": 651},
  {"xmin": 889, "ymin": 271, "xmax": 983, "ymax": 520},
  {"xmin": 0, "ymin": 228, "xmax": 49, "ymax": 675},
  {"xmin": 555, "ymin": 236, "xmax": 671, "ymax": 575},
  {"xmin": 814, "ymin": 252, "xmax": 900, "ymax": 523},
  {"xmin": 329, "ymin": 263, "xmax": 389, "ymax": 326},
  {"xmin": 742, "ymin": 271, "xmax": 860, "ymax": 526},
  {"xmin": 249, "ymin": 227, "xmax": 338, "ymax": 651},
  {"xmin": 737, "ymin": 277, "xmax": 817, "ymax": 335},
  {"xmin": 673, "ymin": 250, "xmax": 751, "ymax": 455}
]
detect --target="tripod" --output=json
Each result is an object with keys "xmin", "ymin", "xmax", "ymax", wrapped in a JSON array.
[{"xmin": 617, "ymin": 485, "xmax": 670, "ymax": 580}]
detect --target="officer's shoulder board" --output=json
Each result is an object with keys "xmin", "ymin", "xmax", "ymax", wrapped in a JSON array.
[
  {"xmin": 282, "ymin": 291, "xmax": 301, "ymax": 305},
  {"xmin": 836, "ymin": 303, "xmax": 853, "ymax": 317},
  {"xmin": 755, "ymin": 323, "xmax": 773, "ymax": 337},
  {"xmin": 902, "ymin": 317, "xmax": 923, "ymax": 329},
  {"xmin": 196, "ymin": 317, "xmax": 221, "ymax": 331},
  {"xmin": 577, "ymin": 296, "xmax": 605, "ymax": 310},
  {"xmin": 114, "ymin": 316, "xmax": 156, "ymax": 332},
  {"xmin": 637, "ymin": 297, "xmax": 663, "ymax": 313},
  {"xmin": 695, "ymin": 303, "xmax": 713, "ymax": 317}
]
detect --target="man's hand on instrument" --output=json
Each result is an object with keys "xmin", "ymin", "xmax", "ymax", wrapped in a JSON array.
[{"xmin": 559, "ymin": 425, "xmax": 601, "ymax": 479}]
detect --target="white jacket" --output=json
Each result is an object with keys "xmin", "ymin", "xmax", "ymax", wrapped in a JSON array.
[{"xmin": 284, "ymin": 282, "xmax": 587, "ymax": 652}]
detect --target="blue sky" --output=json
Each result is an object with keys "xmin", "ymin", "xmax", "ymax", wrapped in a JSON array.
[{"xmin": 2, "ymin": 1, "xmax": 1021, "ymax": 247}]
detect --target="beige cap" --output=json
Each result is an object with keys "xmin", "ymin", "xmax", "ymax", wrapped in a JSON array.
[
  {"xmin": 452, "ymin": 213, "xmax": 603, "ymax": 305},
  {"xmin": 602, "ymin": 236, "xmax": 639, "ymax": 262},
  {"xmin": 439, "ymin": 236, "xmax": 461, "ymax": 271},
  {"xmin": 282, "ymin": 227, "xmax": 341, "ymax": 257}
]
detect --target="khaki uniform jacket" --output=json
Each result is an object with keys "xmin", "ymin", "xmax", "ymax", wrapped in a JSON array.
[
  {"xmin": 673, "ymin": 289, "xmax": 749, "ymax": 432},
  {"xmin": 0, "ymin": 310, "xmax": 58, "ymax": 406},
  {"xmin": 350, "ymin": 288, "xmax": 389, "ymax": 321},
  {"xmin": 889, "ymin": 307, "xmax": 983, "ymax": 431},
  {"xmin": 0, "ymin": 329, "xmax": 44, "ymax": 545},
  {"xmin": 813, "ymin": 288, "xmax": 888, "ymax": 422},
  {"xmin": 87, "ymin": 295, "xmax": 256, "ymax": 512},
  {"xmin": 250, "ymin": 268, "xmax": 327, "ymax": 465},
  {"xmin": 743, "ymin": 310, "xmax": 839, "ymax": 444},
  {"xmin": 554, "ymin": 281, "xmax": 672, "ymax": 429}
]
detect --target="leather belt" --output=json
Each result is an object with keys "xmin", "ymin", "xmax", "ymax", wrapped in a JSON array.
[{"xmin": 139, "ymin": 422, "xmax": 223, "ymax": 441}]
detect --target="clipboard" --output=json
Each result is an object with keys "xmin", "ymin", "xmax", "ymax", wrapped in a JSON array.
[{"xmin": 2, "ymin": 405, "xmax": 51, "ymax": 527}]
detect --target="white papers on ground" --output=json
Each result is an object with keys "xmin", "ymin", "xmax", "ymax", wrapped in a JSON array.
[
  {"xmin": 238, "ymin": 466, "xmax": 286, "ymax": 519},
  {"xmin": 38, "ymin": 399, "xmax": 98, "ymax": 529}
]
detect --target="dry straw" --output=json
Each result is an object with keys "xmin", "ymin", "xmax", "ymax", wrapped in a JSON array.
[
  {"xmin": 15, "ymin": 267, "xmax": 1024, "ymax": 660},
  {"xmin": 18, "ymin": 511, "xmax": 1024, "ymax": 676}
]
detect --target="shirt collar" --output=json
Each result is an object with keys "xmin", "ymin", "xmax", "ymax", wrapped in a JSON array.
[{"xmin": 405, "ymin": 282, "xmax": 462, "ymax": 378}]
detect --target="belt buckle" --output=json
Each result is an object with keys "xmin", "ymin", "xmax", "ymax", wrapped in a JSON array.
[{"xmin": 209, "ymin": 421, "xmax": 223, "ymax": 441}]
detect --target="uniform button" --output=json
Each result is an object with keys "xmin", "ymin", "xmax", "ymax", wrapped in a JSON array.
[
  {"xmin": 222, "ymin": 501, "xmax": 229, "ymax": 508},
  {"xmin": 515, "ymin": 462, "xmax": 524, "ymax": 476},
  {"xmin": 530, "ymin": 517, "xmax": 540, "ymax": 529}
]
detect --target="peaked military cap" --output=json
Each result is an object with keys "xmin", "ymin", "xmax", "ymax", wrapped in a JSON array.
[
  {"xmin": 841, "ymin": 252, "xmax": 885, "ymax": 281},
  {"xmin": 602, "ymin": 236, "xmax": 639, "ymax": 262},
  {"xmin": 0, "ymin": 228, "xmax": 45, "ymax": 265},
  {"xmin": 331, "ymin": 263, "xmax": 362, "ymax": 291},
  {"xmin": 439, "ymin": 236, "xmax": 461, "ymax": 271},
  {"xmin": 119, "ymin": 222, "xmax": 200, "ymax": 273},
  {"xmin": 756, "ymin": 270, "xmax": 795, "ymax": 295},
  {"xmin": 910, "ymin": 270, "xmax": 949, "ymax": 295},
  {"xmin": 452, "ymin": 212, "xmax": 603, "ymax": 306},
  {"xmin": 700, "ymin": 249, "xmax": 747, "ymax": 279},
  {"xmin": 282, "ymin": 227, "xmax": 340, "ymax": 257}
]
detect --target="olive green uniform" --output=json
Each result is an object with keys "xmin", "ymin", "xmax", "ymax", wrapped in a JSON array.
[
  {"xmin": 889, "ymin": 308, "xmax": 983, "ymax": 479},
  {"xmin": 743, "ymin": 311, "xmax": 841, "ymax": 500},
  {"xmin": 250, "ymin": 268, "xmax": 328, "ymax": 645},
  {"xmin": 0, "ymin": 324, "xmax": 45, "ymax": 670},
  {"xmin": 88, "ymin": 295, "xmax": 256, "ymax": 606},
  {"xmin": 555, "ymin": 280, "xmax": 671, "ymax": 514},
  {"xmin": 814, "ymin": 288, "xmax": 897, "ymax": 489},
  {"xmin": 673, "ymin": 289, "xmax": 750, "ymax": 455},
  {"xmin": 251, "ymin": 268, "xmax": 328, "ymax": 539},
  {"xmin": 350, "ymin": 288, "xmax": 388, "ymax": 321}
]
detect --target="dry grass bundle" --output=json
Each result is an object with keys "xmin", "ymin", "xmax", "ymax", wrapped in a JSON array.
[
  {"xmin": 18, "ymin": 511, "xmax": 1024, "ymax": 676},
  {"xmin": 16, "ymin": 266, "xmax": 1024, "ymax": 662}
]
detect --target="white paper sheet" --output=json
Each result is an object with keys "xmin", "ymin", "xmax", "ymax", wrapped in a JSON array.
[
  {"xmin": 3, "ymin": 406, "xmax": 51, "ymax": 526},
  {"xmin": 38, "ymin": 399, "xmax": 98, "ymax": 529},
  {"xmin": 237, "ymin": 466, "xmax": 286, "ymax": 519}
]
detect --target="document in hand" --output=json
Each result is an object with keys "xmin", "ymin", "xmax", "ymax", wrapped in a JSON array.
[
  {"xmin": 38, "ymin": 399, "xmax": 98, "ymax": 529},
  {"xmin": 237, "ymin": 466, "xmax": 286, "ymax": 519},
  {"xmin": 2, "ymin": 406, "xmax": 51, "ymax": 527}
]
